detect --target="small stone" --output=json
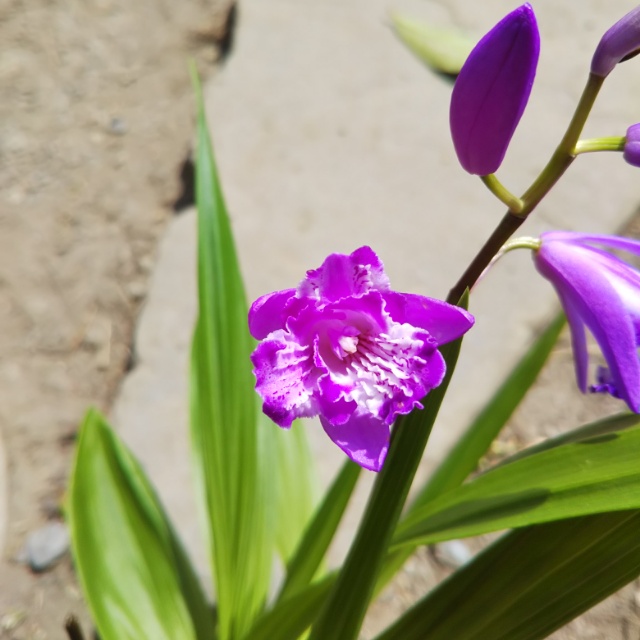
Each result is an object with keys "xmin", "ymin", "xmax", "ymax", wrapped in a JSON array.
[
  {"xmin": 25, "ymin": 522, "xmax": 70, "ymax": 572},
  {"xmin": 127, "ymin": 280, "xmax": 147, "ymax": 301},
  {"xmin": 107, "ymin": 117, "xmax": 127, "ymax": 136},
  {"xmin": 435, "ymin": 540, "xmax": 473, "ymax": 569}
]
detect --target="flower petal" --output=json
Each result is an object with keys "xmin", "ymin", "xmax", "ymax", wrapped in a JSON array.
[
  {"xmin": 248, "ymin": 288, "xmax": 298, "ymax": 339},
  {"xmin": 555, "ymin": 286, "xmax": 589, "ymax": 392},
  {"xmin": 535, "ymin": 240, "xmax": 640, "ymax": 412},
  {"xmin": 251, "ymin": 332, "xmax": 320, "ymax": 427},
  {"xmin": 591, "ymin": 6, "xmax": 640, "ymax": 78},
  {"xmin": 541, "ymin": 231, "xmax": 640, "ymax": 258},
  {"xmin": 320, "ymin": 412, "xmax": 390, "ymax": 472},
  {"xmin": 297, "ymin": 246, "xmax": 390, "ymax": 302},
  {"xmin": 381, "ymin": 291, "xmax": 474, "ymax": 346}
]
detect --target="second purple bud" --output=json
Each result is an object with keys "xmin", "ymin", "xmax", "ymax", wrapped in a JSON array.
[{"xmin": 450, "ymin": 4, "xmax": 540, "ymax": 175}]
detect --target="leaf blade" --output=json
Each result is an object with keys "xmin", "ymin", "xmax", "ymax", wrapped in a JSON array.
[
  {"xmin": 68, "ymin": 409, "xmax": 213, "ymax": 640},
  {"xmin": 394, "ymin": 422, "xmax": 640, "ymax": 548},
  {"xmin": 376, "ymin": 511, "xmax": 640, "ymax": 640}
]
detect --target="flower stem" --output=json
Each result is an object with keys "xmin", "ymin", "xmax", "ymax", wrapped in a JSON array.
[
  {"xmin": 574, "ymin": 136, "xmax": 626, "ymax": 154},
  {"xmin": 480, "ymin": 174, "xmax": 524, "ymax": 213},
  {"xmin": 448, "ymin": 72, "xmax": 605, "ymax": 303}
]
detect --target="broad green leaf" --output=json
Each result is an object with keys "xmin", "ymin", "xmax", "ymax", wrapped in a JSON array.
[
  {"xmin": 272, "ymin": 417, "xmax": 318, "ymax": 564},
  {"xmin": 394, "ymin": 423, "xmax": 640, "ymax": 548},
  {"xmin": 278, "ymin": 459, "xmax": 361, "ymax": 601},
  {"xmin": 68, "ymin": 409, "xmax": 214, "ymax": 640},
  {"xmin": 415, "ymin": 313, "xmax": 565, "ymax": 507},
  {"xmin": 308, "ymin": 293, "xmax": 469, "ymax": 640},
  {"xmin": 190, "ymin": 69, "xmax": 273, "ymax": 639},
  {"xmin": 376, "ymin": 510, "xmax": 640, "ymax": 640},
  {"xmin": 391, "ymin": 14, "xmax": 475, "ymax": 76}
]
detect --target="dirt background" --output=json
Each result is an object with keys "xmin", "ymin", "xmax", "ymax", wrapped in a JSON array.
[
  {"xmin": 1, "ymin": 1, "xmax": 639, "ymax": 639},
  {"xmin": 0, "ymin": 0, "xmax": 231, "ymax": 637}
]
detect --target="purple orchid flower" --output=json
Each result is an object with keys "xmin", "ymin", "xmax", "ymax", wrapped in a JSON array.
[
  {"xmin": 533, "ymin": 231, "xmax": 640, "ymax": 412},
  {"xmin": 450, "ymin": 3, "xmax": 540, "ymax": 175},
  {"xmin": 624, "ymin": 123, "xmax": 640, "ymax": 167},
  {"xmin": 591, "ymin": 6, "xmax": 640, "ymax": 78},
  {"xmin": 249, "ymin": 247, "xmax": 474, "ymax": 471}
]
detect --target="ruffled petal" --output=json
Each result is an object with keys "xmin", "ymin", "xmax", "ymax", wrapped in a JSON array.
[
  {"xmin": 248, "ymin": 288, "xmax": 297, "ymax": 339},
  {"xmin": 251, "ymin": 332, "xmax": 321, "ymax": 427},
  {"xmin": 320, "ymin": 412, "xmax": 390, "ymax": 472},
  {"xmin": 381, "ymin": 291, "xmax": 474, "ymax": 346},
  {"xmin": 298, "ymin": 246, "xmax": 390, "ymax": 302}
]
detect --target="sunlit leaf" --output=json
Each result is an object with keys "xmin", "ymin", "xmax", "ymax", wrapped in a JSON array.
[
  {"xmin": 391, "ymin": 14, "xmax": 475, "ymax": 76},
  {"xmin": 376, "ymin": 511, "xmax": 640, "ymax": 640},
  {"xmin": 272, "ymin": 417, "xmax": 318, "ymax": 564},
  {"xmin": 278, "ymin": 459, "xmax": 360, "ymax": 601},
  {"xmin": 68, "ymin": 409, "xmax": 214, "ymax": 640},
  {"xmin": 190, "ymin": 68, "xmax": 273, "ymax": 639},
  {"xmin": 394, "ymin": 423, "xmax": 640, "ymax": 548}
]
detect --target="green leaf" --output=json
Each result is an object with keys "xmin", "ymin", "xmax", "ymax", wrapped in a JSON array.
[
  {"xmin": 375, "ymin": 511, "xmax": 640, "ymax": 640},
  {"xmin": 190, "ymin": 68, "xmax": 273, "ymax": 639},
  {"xmin": 278, "ymin": 459, "xmax": 361, "ymax": 601},
  {"xmin": 393, "ymin": 423, "xmax": 640, "ymax": 548},
  {"xmin": 272, "ymin": 417, "xmax": 319, "ymax": 564},
  {"xmin": 246, "ymin": 575, "xmax": 335, "ymax": 640},
  {"xmin": 68, "ymin": 409, "xmax": 214, "ymax": 640},
  {"xmin": 391, "ymin": 14, "xmax": 475, "ymax": 76},
  {"xmin": 494, "ymin": 411, "xmax": 640, "ymax": 468},
  {"xmin": 415, "ymin": 313, "xmax": 565, "ymax": 507},
  {"xmin": 308, "ymin": 293, "xmax": 469, "ymax": 640}
]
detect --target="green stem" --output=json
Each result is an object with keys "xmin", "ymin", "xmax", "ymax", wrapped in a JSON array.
[
  {"xmin": 574, "ymin": 136, "xmax": 625, "ymax": 154},
  {"xmin": 480, "ymin": 174, "xmax": 524, "ymax": 213},
  {"xmin": 448, "ymin": 72, "xmax": 605, "ymax": 303}
]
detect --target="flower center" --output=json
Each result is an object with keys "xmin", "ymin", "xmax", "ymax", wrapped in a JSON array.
[{"xmin": 338, "ymin": 334, "xmax": 359, "ymax": 356}]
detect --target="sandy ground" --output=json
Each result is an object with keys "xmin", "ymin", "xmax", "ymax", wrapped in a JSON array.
[
  {"xmin": 1, "ymin": 1, "xmax": 640, "ymax": 639},
  {"xmin": 0, "ymin": 0, "xmax": 231, "ymax": 637}
]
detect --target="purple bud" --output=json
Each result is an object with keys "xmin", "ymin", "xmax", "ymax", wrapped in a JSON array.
[
  {"xmin": 450, "ymin": 4, "xmax": 540, "ymax": 175},
  {"xmin": 591, "ymin": 6, "xmax": 640, "ymax": 78},
  {"xmin": 624, "ymin": 123, "xmax": 640, "ymax": 167}
]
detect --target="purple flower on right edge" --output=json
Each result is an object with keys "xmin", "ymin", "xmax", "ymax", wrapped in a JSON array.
[{"xmin": 533, "ymin": 231, "xmax": 640, "ymax": 412}]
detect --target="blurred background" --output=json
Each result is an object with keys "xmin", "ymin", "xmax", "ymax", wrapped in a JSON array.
[{"xmin": 2, "ymin": 1, "xmax": 640, "ymax": 638}]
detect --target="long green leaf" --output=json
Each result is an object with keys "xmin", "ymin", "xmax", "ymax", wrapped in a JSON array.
[
  {"xmin": 391, "ymin": 14, "xmax": 475, "ymax": 76},
  {"xmin": 415, "ymin": 313, "xmax": 565, "ymax": 507},
  {"xmin": 190, "ymin": 69, "xmax": 272, "ymax": 639},
  {"xmin": 246, "ymin": 575, "xmax": 335, "ymax": 640},
  {"xmin": 278, "ymin": 459, "xmax": 361, "ymax": 601},
  {"xmin": 394, "ymin": 423, "xmax": 640, "ymax": 548},
  {"xmin": 272, "ymin": 417, "xmax": 318, "ymax": 564},
  {"xmin": 376, "ymin": 511, "xmax": 640, "ymax": 640},
  {"xmin": 308, "ymin": 293, "xmax": 469, "ymax": 640},
  {"xmin": 68, "ymin": 409, "xmax": 214, "ymax": 640}
]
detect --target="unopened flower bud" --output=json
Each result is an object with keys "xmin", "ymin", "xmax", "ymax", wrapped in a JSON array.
[
  {"xmin": 450, "ymin": 4, "xmax": 540, "ymax": 175},
  {"xmin": 624, "ymin": 124, "xmax": 640, "ymax": 167},
  {"xmin": 591, "ymin": 6, "xmax": 640, "ymax": 78}
]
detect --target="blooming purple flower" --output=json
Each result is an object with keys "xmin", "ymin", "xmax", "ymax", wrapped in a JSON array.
[
  {"xmin": 249, "ymin": 247, "xmax": 474, "ymax": 471},
  {"xmin": 591, "ymin": 6, "xmax": 640, "ymax": 78},
  {"xmin": 624, "ymin": 123, "xmax": 640, "ymax": 167},
  {"xmin": 450, "ymin": 3, "xmax": 540, "ymax": 175},
  {"xmin": 533, "ymin": 231, "xmax": 640, "ymax": 412}
]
